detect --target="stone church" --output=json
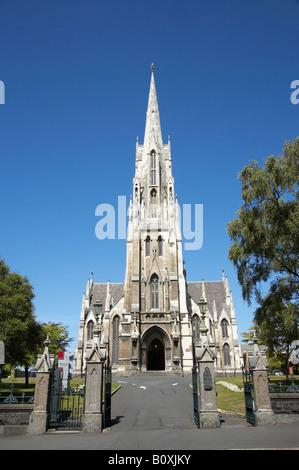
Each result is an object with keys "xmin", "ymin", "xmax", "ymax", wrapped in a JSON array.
[{"xmin": 73, "ymin": 66, "xmax": 242, "ymax": 377}]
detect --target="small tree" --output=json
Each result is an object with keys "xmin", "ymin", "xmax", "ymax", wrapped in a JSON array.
[
  {"xmin": 255, "ymin": 298, "xmax": 298, "ymax": 377},
  {"xmin": 41, "ymin": 322, "xmax": 74, "ymax": 359},
  {"xmin": 241, "ymin": 324, "xmax": 262, "ymax": 345}
]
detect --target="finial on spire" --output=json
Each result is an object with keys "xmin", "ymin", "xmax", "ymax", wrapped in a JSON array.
[{"xmin": 151, "ymin": 63, "xmax": 155, "ymax": 72}]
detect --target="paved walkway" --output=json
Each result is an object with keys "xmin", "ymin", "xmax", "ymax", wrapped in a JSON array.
[{"xmin": 1, "ymin": 375, "xmax": 298, "ymax": 450}]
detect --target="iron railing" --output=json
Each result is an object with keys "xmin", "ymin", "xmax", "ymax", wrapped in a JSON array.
[
  {"xmin": 0, "ymin": 383, "xmax": 34, "ymax": 404},
  {"xmin": 269, "ymin": 377, "xmax": 299, "ymax": 393}
]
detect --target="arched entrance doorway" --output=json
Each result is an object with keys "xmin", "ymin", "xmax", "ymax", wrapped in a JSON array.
[
  {"xmin": 141, "ymin": 326, "xmax": 171, "ymax": 372},
  {"xmin": 147, "ymin": 338, "xmax": 165, "ymax": 370}
]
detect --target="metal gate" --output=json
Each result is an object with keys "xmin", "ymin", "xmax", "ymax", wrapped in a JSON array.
[
  {"xmin": 49, "ymin": 369, "xmax": 85, "ymax": 430},
  {"xmin": 102, "ymin": 364, "xmax": 111, "ymax": 429},
  {"xmin": 242, "ymin": 369, "xmax": 255, "ymax": 425},
  {"xmin": 192, "ymin": 365, "xmax": 200, "ymax": 428}
]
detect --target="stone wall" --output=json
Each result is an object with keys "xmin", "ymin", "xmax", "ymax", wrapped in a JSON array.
[
  {"xmin": 270, "ymin": 393, "xmax": 299, "ymax": 423},
  {"xmin": 0, "ymin": 404, "xmax": 33, "ymax": 435}
]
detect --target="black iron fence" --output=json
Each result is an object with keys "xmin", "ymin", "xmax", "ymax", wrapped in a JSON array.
[
  {"xmin": 48, "ymin": 369, "xmax": 85, "ymax": 429},
  {"xmin": 242, "ymin": 369, "xmax": 255, "ymax": 425},
  {"xmin": 102, "ymin": 364, "xmax": 111, "ymax": 429}
]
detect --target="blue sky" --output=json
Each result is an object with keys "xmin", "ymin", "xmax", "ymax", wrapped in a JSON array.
[{"xmin": 0, "ymin": 0, "xmax": 298, "ymax": 355}]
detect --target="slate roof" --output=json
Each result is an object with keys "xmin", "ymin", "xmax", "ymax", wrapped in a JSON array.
[
  {"xmin": 89, "ymin": 283, "xmax": 124, "ymax": 310},
  {"xmin": 240, "ymin": 343, "xmax": 267, "ymax": 352},
  {"xmin": 186, "ymin": 281, "xmax": 231, "ymax": 319}
]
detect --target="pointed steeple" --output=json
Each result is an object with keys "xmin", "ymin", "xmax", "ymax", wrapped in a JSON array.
[{"xmin": 143, "ymin": 63, "xmax": 163, "ymax": 151}]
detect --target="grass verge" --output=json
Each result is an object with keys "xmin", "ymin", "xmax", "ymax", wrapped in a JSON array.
[{"xmin": 215, "ymin": 377, "xmax": 245, "ymax": 416}]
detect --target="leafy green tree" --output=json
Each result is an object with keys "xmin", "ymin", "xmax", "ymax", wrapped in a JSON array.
[
  {"xmin": 227, "ymin": 137, "xmax": 299, "ymax": 355},
  {"xmin": 0, "ymin": 256, "xmax": 44, "ymax": 385}
]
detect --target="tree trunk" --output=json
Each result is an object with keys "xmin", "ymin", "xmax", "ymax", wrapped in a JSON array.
[{"xmin": 25, "ymin": 365, "xmax": 29, "ymax": 387}]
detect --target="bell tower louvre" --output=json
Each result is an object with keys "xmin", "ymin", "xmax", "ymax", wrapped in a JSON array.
[{"xmin": 73, "ymin": 66, "xmax": 242, "ymax": 377}]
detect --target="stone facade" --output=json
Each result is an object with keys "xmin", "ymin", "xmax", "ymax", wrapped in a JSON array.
[{"xmin": 73, "ymin": 66, "xmax": 242, "ymax": 377}]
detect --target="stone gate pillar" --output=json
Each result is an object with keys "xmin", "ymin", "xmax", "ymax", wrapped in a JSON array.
[
  {"xmin": 28, "ymin": 337, "xmax": 55, "ymax": 435},
  {"xmin": 82, "ymin": 324, "xmax": 106, "ymax": 433},
  {"xmin": 195, "ymin": 307, "xmax": 220, "ymax": 429},
  {"xmin": 249, "ymin": 335, "xmax": 275, "ymax": 426}
]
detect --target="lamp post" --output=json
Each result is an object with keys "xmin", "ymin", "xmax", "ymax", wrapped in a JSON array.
[
  {"xmin": 93, "ymin": 297, "xmax": 103, "ymax": 328},
  {"xmin": 93, "ymin": 297, "xmax": 103, "ymax": 346},
  {"xmin": 198, "ymin": 296, "xmax": 207, "ymax": 329}
]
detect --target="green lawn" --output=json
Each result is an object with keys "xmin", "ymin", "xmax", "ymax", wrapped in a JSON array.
[
  {"xmin": 215, "ymin": 377, "xmax": 245, "ymax": 416},
  {"xmin": 215, "ymin": 375, "xmax": 299, "ymax": 416}
]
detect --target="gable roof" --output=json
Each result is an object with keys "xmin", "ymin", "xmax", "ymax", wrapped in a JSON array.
[
  {"xmin": 186, "ymin": 281, "xmax": 231, "ymax": 319},
  {"xmin": 89, "ymin": 283, "xmax": 124, "ymax": 310}
]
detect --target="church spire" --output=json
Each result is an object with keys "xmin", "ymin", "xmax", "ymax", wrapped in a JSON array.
[
  {"xmin": 133, "ymin": 65, "xmax": 174, "ymax": 221},
  {"xmin": 143, "ymin": 63, "xmax": 163, "ymax": 151}
]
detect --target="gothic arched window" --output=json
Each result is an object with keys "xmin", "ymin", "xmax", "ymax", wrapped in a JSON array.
[
  {"xmin": 150, "ymin": 274, "xmax": 159, "ymax": 309},
  {"xmin": 221, "ymin": 319, "xmax": 229, "ymax": 338},
  {"xmin": 150, "ymin": 150, "xmax": 156, "ymax": 185},
  {"xmin": 112, "ymin": 315, "xmax": 120, "ymax": 364},
  {"xmin": 223, "ymin": 343, "xmax": 231, "ymax": 366},
  {"xmin": 158, "ymin": 235, "xmax": 163, "ymax": 256},
  {"xmin": 145, "ymin": 236, "xmax": 150, "ymax": 257},
  {"xmin": 150, "ymin": 188, "xmax": 157, "ymax": 218},
  {"xmin": 87, "ymin": 320, "xmax": 94, "ymax": 340},
  {"xmin": 192, "ymin": 314, "xmax": 200, "ymax": 342}
]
